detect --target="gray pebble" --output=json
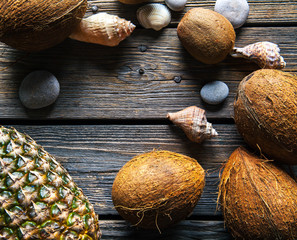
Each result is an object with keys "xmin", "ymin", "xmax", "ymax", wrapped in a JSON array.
[
  {"xmin": 214, "ymin": 0, "xmax": 249, "ymax": 29},
  {"xmin": 200, "ymin": 81, "xmax": 229, "ymax": 105},
  {"xmin": 19, "ymin": 71, "xmax": 60, "ymax": 109},
  {"xmin": 91, "ymin": 5, "xmax": 99, "ymax": 13},
  {"xmin": 165, "ymin": 0, "xmax": 187, "ymax": 11}
]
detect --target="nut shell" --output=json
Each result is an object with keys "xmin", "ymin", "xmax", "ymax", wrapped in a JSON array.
[
  {"xmin": 219, "ymin": 147, "xmax": 297, "ymax": 239},
  {"xmin": 0, "ymin": 0, "xmax": 87, "ymax": 51},
  {"xmin": 177, "ymin": 8, "xmax": 235, "ymax": 64},
  {"xmin": 112, "ymin": 150, "xmax": 205, "ymax": 230},
  {"xmin": 234, "ymin": 69, "xmax": 297, "ymax": 164}
]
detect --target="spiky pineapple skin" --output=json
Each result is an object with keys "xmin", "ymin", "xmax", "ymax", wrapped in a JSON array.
[{"xmin": 0, "ymin": 126, "xmax": 101, "ymax": 240}]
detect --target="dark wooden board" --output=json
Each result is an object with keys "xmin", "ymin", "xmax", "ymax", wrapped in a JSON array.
[
  {"xmin": 2, "ymin": 124, "xmax": 244, "ymax": 217},
  {"xmin": 99, "ymin": 220, "xmax": 232, "ymax": 239},
  {"xmin": 0, "ymin": 27, "xmax": 296, "ymax": 120},
  {"xmin": 4, "ymin": 124, "xmax": 296, "ymax": 218},
  {"xmin": 85, "ymin": 0, "xmax": 297, "ymax": 26}
]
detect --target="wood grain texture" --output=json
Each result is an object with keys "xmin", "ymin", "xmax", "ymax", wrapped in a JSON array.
[
  {"xmin": 99, "ymin": 220, "xmax": 232, "ymax": 239},
  {"xmin": 4, "ymin": 124, "xmax": 296, "ymax": 219},
  {"xmin": 0, "ymin": 27, "xmax": 296, "ymax": 120},
  {"xmin": 2, "ymin": 124, "xmax": 244, "ymax": 217},
  {"xmin": 85, "ymin": 0, "xmax": 297, "ymax": 26}
]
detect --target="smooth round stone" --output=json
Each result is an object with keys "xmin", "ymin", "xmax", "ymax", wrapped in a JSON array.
[
  {"xmin": 165, "ymin": 0, "xmax": 187, "ymax": 11},
  {"xmin": 214, "ymin": 0, "xmax": 249, "ymax": 29},
  {"xmin": 200, "ymin": 81, "xmax": 229, "ymax": 105},
  {"xmin": 19, "ymin": 71, "xmax": 60, "ymax": 109}
]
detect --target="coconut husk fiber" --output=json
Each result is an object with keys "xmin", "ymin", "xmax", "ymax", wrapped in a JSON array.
[
  {"xmin": 219, "ymin": 147, "xmax": 297, "ymax": 240},
  {"xmin": 0, "ymin": 0, "xmax": 87, "ymax": 51},
  {"xmin": 234, "ymin": 69, "xmax": 297, "ymax": 164},
  {"xmin": 112, "ymin": 150, "xmax": 205, "ymax": 232}
]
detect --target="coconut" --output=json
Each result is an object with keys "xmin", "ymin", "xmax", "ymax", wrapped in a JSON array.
[
  {"xmin": 234, "ymin": 69, "xmax": 297, "ymax": 164},
  {"xmin": 112, "ymin": 150, "xmax": 205, "ymax": 231},
  {"xmin": 177, "ymin": 8, "xmax": 235, "ymax": 64},
  {"xmin": 219, "ymin": 147, "xmax": 297, "ymax": 239},
  {"xmin": 0, "ymin": 0, "xmax": 87, "ymax": 51}
]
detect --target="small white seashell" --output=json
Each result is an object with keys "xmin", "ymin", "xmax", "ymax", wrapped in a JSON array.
[
  {"xmin": 137, "ymin": 4, "xmax": 171, "ymax": 31},
  {"xmin": 165, "ymin": 0, "xmax": 187, "ymax": 12},
  {"xmin": 230, "ymin": 41, "xmax": 286, "ymax": 69}
]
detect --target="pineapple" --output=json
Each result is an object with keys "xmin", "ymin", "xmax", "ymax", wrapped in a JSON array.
[{"xmin": 0, "ymin": 126, "xmax": 101, "ymax": 240}]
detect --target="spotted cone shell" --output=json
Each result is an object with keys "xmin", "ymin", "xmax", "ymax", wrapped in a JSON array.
[{"xmin": 231, "ymin": 41, "xmax": 286, "ymax": 69}]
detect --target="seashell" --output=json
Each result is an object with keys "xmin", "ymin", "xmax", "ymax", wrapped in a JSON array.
[
  {"xmin": 69, "ymin": 12, "xmax": 135, "ymax": 47},
  {"xmin": 137, "ymin": 4, "xmax": 171, "ymax": 31},
  {"xmin": 165, "ymin": 0, "xmax": 187, "ymax": 12},
  {"xmin": 230, "ymin": 41, "xmax": 286, "ymax": 69},
  {"xmin": 167, "ymin": 106, "xmax": 218, "ymax": 143}
]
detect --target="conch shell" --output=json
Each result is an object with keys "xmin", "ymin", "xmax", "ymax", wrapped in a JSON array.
[
  {"xmin": 69, "ymin": 12, "xmax": 135, "ymax": 46},
  {"xmin": 167, "ymin": 106, "xmax": 218, "ymax": 143},
  {"xmin": 230, "ymin": 41, "xmax": 286, "ymax": 69},
  {"xmin": 137, "ymin": 4, "xmax": 171, "ymax": 31}
]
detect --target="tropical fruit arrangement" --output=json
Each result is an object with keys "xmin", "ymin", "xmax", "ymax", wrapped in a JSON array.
[{"xmin": 0, "ymin": 0, "xmax": 296, "ymax": 239}]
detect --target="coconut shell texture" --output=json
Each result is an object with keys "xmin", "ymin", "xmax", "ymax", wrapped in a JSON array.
[
  {"xmin": 177, "ymin": 8, "xmax": 235, "ymax": 64},
  {"xmin": 234, "ymin": 69, "xmax": 297, "ymax": 164},
  {"xmin": 219, "ymin": 147, "xmax": 297, "ymax": 239},
  {"xmin": 0, "ymin": 0, "xmax": 87, "ymax": 51},
  {"xmin": 112, "ymin": 150, "xmax": 205, "ymax": 231}
]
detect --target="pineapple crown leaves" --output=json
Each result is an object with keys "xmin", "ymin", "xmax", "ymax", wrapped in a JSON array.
[{"xmin": 0, "ymin": 126, "xmax": 101, "ymax": 240}]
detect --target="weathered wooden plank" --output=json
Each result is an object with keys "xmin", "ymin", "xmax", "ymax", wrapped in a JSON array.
[
  {"xmin": 0, "ymin": 27, "xmax": 296, "ymax": 120},
  {"xmin": 85, "ymin": 0, "xmax": 297, "ymax": 25},
  {"xmin": 2, "ymin": 124, "xmax": 245, "ymax": 217},
  {"xmin": 4, "ymin": 124, "xmax": 296, "ymax": 217},
  {"xmin": 99, "ymin": 220, "xmax": 232, "ymax": 239}
]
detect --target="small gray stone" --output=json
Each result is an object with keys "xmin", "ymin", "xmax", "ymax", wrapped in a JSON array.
[
  {"xmin": 165, "ymin": 0, "xmax": 187, "ymax": 11},
  {"xmin": 19, "ymin": 71, "xmax": 60, "ymax": 109},
  {"xmin": 200, "ymin": 81, "xmax": 229, "ymax": 105},
  {"xmin": 214, "ymin": 0, "xmax": 249, "ymax": 29}
]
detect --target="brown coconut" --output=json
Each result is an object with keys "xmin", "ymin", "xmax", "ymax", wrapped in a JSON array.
[
  {"xmin": 219, "ymin": 147, "xmax": 297, "ymax": 239},
  {"xmin": 177, "ymin": 8, "xmax": 235, "ymax": 64},
  {"xmin": 112, "ymin": 150, "xmax": 205, "ymax": 231},
  {"xmin": 234, "ymin": 69, "xmax": 297, "ymax": 164},
  {"xmin": 0, "ymin": 0, "xmax": 87, "ymax": 51}
]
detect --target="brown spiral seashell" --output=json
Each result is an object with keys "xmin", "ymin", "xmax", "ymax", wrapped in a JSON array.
[
  {"xmin": 69, "ymin": 12, "xmax": 135, "ymax": 47},
  {"xmin": 230, "ymin": 41, "xmax": 286, "ymax": 69},
  {"xmin": 167, "ymin": 106, "xmax": 218, "ymax": 143}
]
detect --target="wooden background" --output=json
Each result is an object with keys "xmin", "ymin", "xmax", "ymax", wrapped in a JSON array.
[{"xmin": 0, "ymin": 0, "xmax": 296, "ymax": 239}]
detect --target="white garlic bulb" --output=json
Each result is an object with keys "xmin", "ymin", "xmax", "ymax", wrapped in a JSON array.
[{"xmin": 137, "ymin": 4, "xmax": 171, "ymax": 31}]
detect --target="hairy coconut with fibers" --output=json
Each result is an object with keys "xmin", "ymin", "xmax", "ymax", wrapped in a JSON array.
[
  {"xmin": 234, "ymin": 69, "xmax": 297, "ymax": 164},
  {"xmin": 112, "ymin": 150, "xmax": 205, "ymax": 232},
  {"xmin": 219, "ymin": 147, "xmax": 297, "ymax": 239}
]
